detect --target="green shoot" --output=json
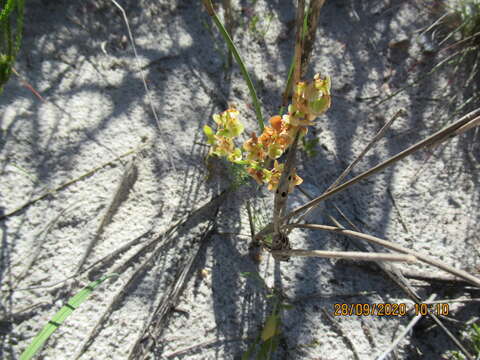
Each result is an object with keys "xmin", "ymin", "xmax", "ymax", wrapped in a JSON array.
[
  {"xmin": 450, "ymin": 322, "xmax": 480, "ymax": 359},
  {"xmin": 240, "ymin": 272, "xmax": 292, "ymax": 359},
  {"xmin": 417, "ymin": 0, "xmax": 480, "ymax": 113},
  {"xmin": 226, "ymin": 161, "xmax": 251, "ymax": 190},
  {"xmin": 248, "ymin": 13, "xmax": 274, "ymax": 39}
]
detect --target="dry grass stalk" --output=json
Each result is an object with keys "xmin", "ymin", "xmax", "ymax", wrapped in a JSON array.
[
  {"xmin": 293, "ymin": 109, "xmax": 405, "ymax": 227},
  {"xmin": 288, "ymin": 223, "xmax": 480, "ymax": 288},
  {"xmin": 287, "ymin": 108, "xmax": 480, "ymax": 221},
  {"xmin": 270, "ymin": 249, "xmax": 416, "ymax": 263},
  {"xmin": 255, "ymin": 107, "xmax": 480, "ymax": 242},
  {"xmin": 76, "ymin": 158, "xmax": 138, "ymax": 274},
  {"xmin": 377, "ymin": 294, "xmax": 437, "ymax": 360},
  {"xmin": 0, "ymin": 145, "xmax": 144, "ymax": 221}
]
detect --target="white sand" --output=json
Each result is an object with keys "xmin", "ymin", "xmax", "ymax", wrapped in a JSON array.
[{"xmin": 1, "ymin": 1, "xmax": 479, "ymax": 359}]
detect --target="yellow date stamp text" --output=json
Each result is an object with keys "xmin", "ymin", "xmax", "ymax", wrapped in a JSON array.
[{"xmin": 333, "ymin": 303, "xmax": 449, "ymax": 317}]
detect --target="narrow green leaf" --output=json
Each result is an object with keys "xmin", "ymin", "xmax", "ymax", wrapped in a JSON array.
[
  {"xmin": 261, "ymin": 314, "xmax": 280, "ymax": 341},
  {"xmin": 20, "ymin": 274, "xmax": 117, "ymax": 360},
  {"xmin": 202, "ymin": 0, "xmax": 264, "ymax": 132},
  {"xmin": 0, "ymin": 0, "xmax": 15, "ymax": 23},
  {"xmin": 241, "ymin": 339, "xmax": 258, "ymax": 360},
  {"xmin": 203, "ymin": 124, "xmax": 214, "ymax": 136},
  {"xmin": 257, "ymin": 336, "xmax": 280, "ymax": 359},
  {"xmin": 279, "ymin": 303, "xmax": 294, "ymax": 310}
]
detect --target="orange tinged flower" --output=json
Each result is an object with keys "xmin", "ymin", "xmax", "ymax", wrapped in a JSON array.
[
  {"xmin": 246, "ymin": 165, "xmax": 271, "ymax": 185},
  {"xmin": 276, "ymin": 133, "xmax": 292, "ymax": 147},
  {"xmin": 269, "ymin": 115, "xmax": 283, "ymax": 132},
  {"xmin": 258, "ymin": 126, "xmax": 275, "ymax": 147},
  {"xmin": 266, "ymin": 161, "xmax": 303, "ymax": 192},
  {"xmin": 247, "ymin": 167, "xmax": 265, "ymax": 185},
  {"xmin": 244, "ymin": 132, "xmax": 266, "ymax": 162},
  {"xmin": 213, "ymin": 135, "xmax": 235, "ymax": 156},
  {"xmin": 243, "ymin": 132, "xmax": 258, "ymax": 152}
]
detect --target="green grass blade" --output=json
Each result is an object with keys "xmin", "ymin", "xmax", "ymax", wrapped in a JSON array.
[
  {"xmin": 202, "ymin": 0, "xmax": 264, "ymax": 132},
  {"xmin": 20, "ymin": 274, "xmax": 117, "ymax": 360},
  {"xmin": 0, "ymin": 0, "xmax": 15, "ymax": 23}
]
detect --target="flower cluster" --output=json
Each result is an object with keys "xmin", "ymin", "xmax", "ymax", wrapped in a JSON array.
[
  {"xmin": 204, "ymin": 73, "xmax": 331, "ymax": 192},
  {"xmin": 203, "ymin": 108, "xmax": 244, "ymax": 162}
]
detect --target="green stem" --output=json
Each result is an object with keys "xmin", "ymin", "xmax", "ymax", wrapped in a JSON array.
[{"xmin": 202, "ymin": 0, "xmax": 264, "ymax": 132}]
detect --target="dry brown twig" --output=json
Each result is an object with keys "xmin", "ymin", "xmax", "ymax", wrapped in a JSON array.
[
  {"xmin": 287, "ymin": 223, "xmax": 480, "ymax": 288},
  {"xmin": 255, "ymin": 107, "xmax": 480, "ymax": 241},
  {"xmin": 257, "ymin": 108, "xmax": 480, "ymax": 287},
  {"xmin": 297, "ymin": 191, "xmax": 475, "ymax": 359},
  {"xmin": 258, "ymin": 102, "xmax": 480, "ymax": 356},
  {"xmin": 291, "ymin": 108, "xmax": 405, "ymax": 229},
  {"xmin": 288, "ymin": 107, "xmax": 480, "ymax": 223},
  {"xmin": 269, "ymin": 0, "xmax": 305, "ymax": 260},
  {"xmin": 128, "ymin": 221, "xmax": 217, "ymax": 359},
  {"xmin": 377, "ymin": 294, "xmax": 437, "ymax": 360},
  {"xmin": 74, "ymin": 192, "xmax": 225, "ymax": 358},
  {"xmin": 300, "ymin": 0, "xmax": 326, "ymax": 78},
  {"xmin": 271, "ymin": 249, "xmax": 416, "ymax": 263}
]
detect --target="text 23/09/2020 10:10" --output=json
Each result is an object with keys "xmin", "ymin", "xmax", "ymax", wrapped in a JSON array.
[{"xmin": 333, "ymin": 303, "xmax": 450, "ymax": 317}]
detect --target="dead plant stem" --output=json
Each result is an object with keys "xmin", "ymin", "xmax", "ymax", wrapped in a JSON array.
[{"xmin": 289, "ymin": 223, "xmax": 480, "ymax": 288}]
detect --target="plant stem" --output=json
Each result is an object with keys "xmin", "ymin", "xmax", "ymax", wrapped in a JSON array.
[
  {"xmin": 255, "ymin": 108, "xmax": 480, "ymax": 242},
  {"xmin": 271, "ymin": 249, "xmax": 416, "ymax": 263},
  {"xmin": 202, "ymin": 0, "xmax": 264, "ymax": 132},
  {"xmin": 289, "ymin": 223, "xmax": 480, "ymax": 288}
]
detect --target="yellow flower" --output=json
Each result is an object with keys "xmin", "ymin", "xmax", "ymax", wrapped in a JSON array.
[
  {"xmin": 267, "ymin": 160, "xmax": 284, "ymax": 191},
  {"xmin": 227, "ymin": 148, "xmax": 242, "ymax": 162},
  {"xmin": 211, "ymin": 135, "xmax": 235, "ymax": 157},
  {"xmin": 288, "ymin": 172, "xmax": 303, "ymax": 193},
  {"xmin": 267, "ymin": 161, "xmax": 303, "ymax": 192},
  {"xmin": 290, "ymin": 74, "xmax": 331, "ymax": 125},
  {"xmin": 213, "ymin": 108, "xmax": 244, "ymax": 138},
  {"xmin": 305, "ymin": 73, "xmax": 331, "ymax": 117},
  {"xmin": 268, "ymin": 143, "xmax": 283, "ymax": 159}
]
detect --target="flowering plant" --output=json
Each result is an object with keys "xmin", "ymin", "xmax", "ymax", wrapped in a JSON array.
[{"xmin": 204, "ymin": 73, "xmax": 331, "ymax": 192}]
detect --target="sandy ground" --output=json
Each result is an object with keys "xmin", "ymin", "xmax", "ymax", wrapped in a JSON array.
[{"xmin": 1, "ymin": 0, "xmax": 480, "ymax": 359}]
